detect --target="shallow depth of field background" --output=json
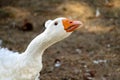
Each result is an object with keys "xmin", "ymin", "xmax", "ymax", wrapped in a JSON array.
[{"xmin": 0, "ymin": 0, "xmax": 120, "ymax": 80}]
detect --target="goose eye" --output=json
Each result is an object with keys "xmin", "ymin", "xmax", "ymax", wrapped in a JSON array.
[{"xmin": 54, "ymin": 22, "xmax": 58, "ymax": 26}]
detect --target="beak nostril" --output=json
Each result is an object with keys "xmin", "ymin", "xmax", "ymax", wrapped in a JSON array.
[{"xmin": 69, "ymin": 21, "xmax": 73, "ymax": 24}]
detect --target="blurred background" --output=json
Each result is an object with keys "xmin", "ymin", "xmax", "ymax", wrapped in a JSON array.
[{"xmin": 0, "ymin": 0, "xmax": 120, "ymax": 80}]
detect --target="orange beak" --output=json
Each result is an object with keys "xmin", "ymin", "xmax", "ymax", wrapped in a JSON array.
[{"xmin": 62, "ymin": 19, "xmax": 83, "ymax": 32}]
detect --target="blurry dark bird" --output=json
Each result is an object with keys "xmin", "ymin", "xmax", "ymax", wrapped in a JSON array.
[
  {"xmin": 20, "ymin": 19, "xmax": 33, "ymax": 31},
  {"xmin": 54, "ymin": 59, "xmax": 61, "ymax": 68}
]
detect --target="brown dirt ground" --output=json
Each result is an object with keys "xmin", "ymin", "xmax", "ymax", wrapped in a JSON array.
[{"xmin": 0, "ymin": 0, "xmax": 120, "ymax": 80}]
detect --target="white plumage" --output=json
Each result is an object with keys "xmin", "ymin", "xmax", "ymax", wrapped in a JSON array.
[
  {"xmin": 95, "ymin": 8, "xmax": 101, "ymax": 18},
  {"xmin": 0, "ymin": 17, "xmax": 82, "ymax": 80}
]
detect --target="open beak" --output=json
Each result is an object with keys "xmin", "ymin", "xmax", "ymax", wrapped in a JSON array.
[{"xmin": 62, "ymin": 19, "xmax": 83, "ymax": 32}]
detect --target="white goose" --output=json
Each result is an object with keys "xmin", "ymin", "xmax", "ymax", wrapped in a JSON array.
[{"xmin": 0, "ymin": 17, "xmax": 83, "ymax": 80}]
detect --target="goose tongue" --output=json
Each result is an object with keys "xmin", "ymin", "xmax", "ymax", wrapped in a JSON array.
[{"xmin": 62, "ymin": 19, "xmax": 83, "ymax": 32}]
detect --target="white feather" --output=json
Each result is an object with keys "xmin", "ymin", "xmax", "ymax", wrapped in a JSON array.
[
  {"xmin": 0, "ymin": 17, "xmax": 73, "ymax": 80},
  {"xmin": 95, "ymin": 8, "xmax": 101, "ymax": 17}
]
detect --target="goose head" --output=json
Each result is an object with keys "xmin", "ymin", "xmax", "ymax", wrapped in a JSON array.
[{"xmin": 44, "ymin": 17, "xmax": 83, "ymax": 41}]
